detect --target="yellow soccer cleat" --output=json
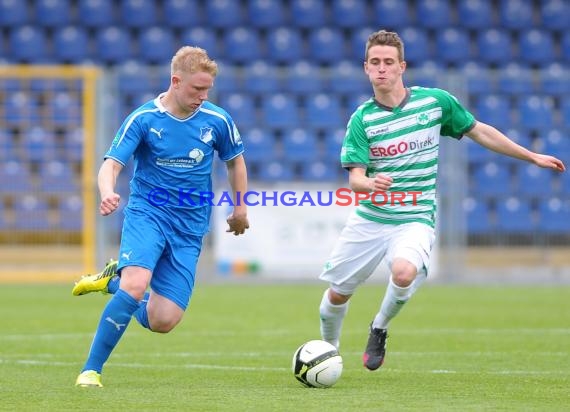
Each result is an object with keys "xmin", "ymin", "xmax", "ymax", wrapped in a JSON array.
[
  {"xmin": 75, "ymin": 370, "xmax": 103, "ymax": 388},
  {"xmin": 72, "ymin": 260, "xmax": 118, "ymax": 296}
]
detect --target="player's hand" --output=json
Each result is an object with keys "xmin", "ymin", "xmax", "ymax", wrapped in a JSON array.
[
  {"xmin": 533, "ymin": 154, "xmax": 566, "ymax": 172},
  {"xmin": 226, "ymin": 211, "xmax": 249, "ymax": 236},
  {"xmin": 100, "ymin": 192, "xmax": 121, "ymax": 216},
  {"xmin": 370, "ymin": 173, "xmax": 393, "ymax": 191}
]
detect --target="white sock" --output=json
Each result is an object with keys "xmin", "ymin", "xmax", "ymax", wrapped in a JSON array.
[
  {"xmin": 319, "ymin": 289, "xmax": 348, "ymax": 349},
  {"xmin": 372, "ymin": 277, "xmax": 412, "ymax": 329}
]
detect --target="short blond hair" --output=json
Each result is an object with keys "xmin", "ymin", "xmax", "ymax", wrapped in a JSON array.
[
  {"xmin": 365, "ymin": 30, "xmax": 405, "ymax": 62},
  {"xmin": 171, "ymin": 46, "xmax": 218, "ymax": 77}
]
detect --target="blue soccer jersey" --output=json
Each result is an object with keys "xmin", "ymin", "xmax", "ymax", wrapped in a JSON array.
[{"xmin": 105, "ymin": 94, "xmax": 244, "ymax": 235}]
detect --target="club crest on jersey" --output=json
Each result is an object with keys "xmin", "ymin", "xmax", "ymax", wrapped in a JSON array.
[
  {"xmin": 416, "ymin": 113, "xmax": 430, "ymax": 125},
  {"xmin": 200, "ymin": 127, "xmax": 213, "ymax": 143}
]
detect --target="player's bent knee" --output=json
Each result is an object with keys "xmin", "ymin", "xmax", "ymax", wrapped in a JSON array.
[{"xmin": 328, "ymin": 289, "xmax": 351, "ymax": 305}]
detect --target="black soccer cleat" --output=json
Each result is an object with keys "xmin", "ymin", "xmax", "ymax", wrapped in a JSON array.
[{"xmin": 362, "ymin": 324, "xmax": 388, "ymax": 371}]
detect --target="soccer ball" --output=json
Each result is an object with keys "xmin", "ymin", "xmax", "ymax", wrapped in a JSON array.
[
  {"xmin": 292, "ymin": 340, "xmax": 343, "ymax": 388},
  {"xmin": 188, "ymin": 148, "xmax": 204, "ymax": 163}
]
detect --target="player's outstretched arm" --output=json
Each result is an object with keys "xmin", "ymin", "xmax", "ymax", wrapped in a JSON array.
[
  {"xmin": 225, "ymin": 155, "xmax": 249, "ymax": 235},
  {"xmin": 97, "ymin": 158, "xmax": 123, "ymax": 216},
  {"xmin": 466, "ymin": 121, "xmax": 566, "ymax": 172}
]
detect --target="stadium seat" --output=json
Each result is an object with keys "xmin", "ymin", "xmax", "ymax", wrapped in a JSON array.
[
  {"xmin": 459, "ymin": 62, "xmax": 495, "ymax": 96},
  {"xmin": 212, "ymin": 62, "xmax": 242, "ymax": 94},
  {"xmin": 474, "ymin": 94, "xmax": 512, "ymax": 130},
  {"xmin": 497, "ymin": 63, "xmax": 535, "ymax": 95},
  {"xmin": 285, "ymin": 61, "xmax": 324, "ymax": 95},
  {"xmin": 281, "ymin": 128, "xmax": 319, "ymax": 162},
  {"xmin": 536, "ymin": 128, "xmax": 570, "ymax": 158},
  {"xmin": 416, "ymin": 0, "xmax": 452, "ymax": 29},
  {"xmin": 1, "ymin": 161, "xmax": 33, "ymax": 193},
  {"xmin": 21, "ymin": 126, "xmax": 57, "ymax": 162},
  {"xmin": 217, "ymin": 93, "xmax": 257, "ymax": 129},
  {"xmin": 562, "ymin": 31, "xmax": 570, "ymax": 62},
  {"xmin": 243, "ymin": 127, "xmax": 277, "ymax": 162},
  {"xmin": 163, "ymin": 0, "xmax": 202, "ymax": 28},
  {"xmin": 516, "ymin": 95, "xmax": 554, "ymax": 132},
  {"xmin": 559, "ymin": 172, "xmax": 570, "ymax": 195},
  {"xmin": 247, "ymin": 0, "xmax": 285, "ymax": 28},
  {"xmin": 331, "ymin": 0, "xmax": 369, "ymax": 28},
  {"xmin": 116, "ymin": 60, "xmax": 154, "ymax": 95},
  {"xmin": 435, "ymin": 28, "xmax": 471, "ymax": 64},
  {"xmin": 519, "ymin": 30, "xmax": 555, "ymax": 67},
  {"xmin": 95, "ymin": 27, "xmax": 132, "ymax": 65},
  {"xmin": 539, "ymin": 63, "xmax": 570, "ymax": 97},
  {"xmin": 242, "ymin": 61, "xmax": 282, "ymax": 96},
  {"xmin": 540, "ymin": 0, "xmax": 569, "ymax": 31},
  {"xmin": 3, "ymin": 91, "xmax": 41, "ymax": 128},
  {"xmin": 328, "ymin": 61, "xmax": 369, "ymax": 95},
  {"xmin": 261, "ymin": 93, "xmax": 299, "ymax": 129},
  {"xmin": 304, "ymin": 94, "xmax": 343, "ymax": 129},
  {"xmin": 53, "ymin": 26, "xmax": 90, "ymax": 64},
  {"xmin": 35, "ymin": 0, "xmax": 71, "ymax": 27},
  {"xmin": 180, "ymin": 27, "xmax": 220, "ymax": 59},
  {"xmin": 538, "ymin": 197, "xmax": 570, "ymax": 233},
  {"xmin": 120, "ymin": 0, "xmax": 157, "ymax": 28},
  {"xmin": 48, "ymin": 92, "xmax": 82, "ymax": 129},
  {"xmin": 0, "ymin": 130, "xmax": 17, "ymax": 162},
  {"xmin": 257, "ymin": 160, "xmax": 295, "ymax": 181},
  {"xmin": 78, "ymin": 0, "xmax": 116, "ymax": 28},
  {"xmin": 499, "ymin": 0, "xmax": 534, "ymax": 30},
  {"xmin": 346, "ymin": 92, "xmax": 372, "ymax": 114},
  {"xmin": 463, "ymin": 197, "xmax": 493, "ymax": 235},
  {"xmin": 457, "ymin": 0, "xmax": 494, "ymax": 29},
  {"xmin": 63, "ymin": 128, "xmax": 84, "ymax": 163},
  {"xmin": 265, "ymin": 28, "xmax": 304, "ymax": 65},
  {"xmin": 399, "ymin": 28, "xmax": 430, "ymax": 65},
  {"xmin": 8, "ymin": 26, "xmax": 49, "ymax": 63},
  {"xmin": 323, "ymin": 127, "xmax": 346, "ymax": 160},
  {"xmin": 138, "ymin": 27, "xmax": 176, "ymax": 64},
  {"xmin": 58, "ymin": 195, "xmax": 83, "ymax": 230},
  {"xmin": 349, "ymin": 27, "xmax": 376, "ymax": 61},
  {"xmin": 290, "ymin": 0, "xmax": 326, "ymax": 28},
  {"xmin": 515, "ymin": 164, "xmax": 554, "ymax": 198},
  {"xmin": 476, "ymin": 29, "xmax": 513, "ymax": 66},
  {"xmin": 495, "ymin": 197, "xmax": 535, "ymax": 233},
  {"xmin": 562, "ymin": 98, "xmax": 570, "ymax": 127},
  {"xmin": 472, "ymin": 161, "xmax": 512, "ymax": 197},
  {"xmin": 13, "ymin": 195, "xmax": 52, "ymax": 231},
  {"xmin": 466, "ymin": 138, "xmax": 495, "ymax": 164},
  {"xmin": 223, "ymin": 27, "xmax": 262, "ymax": 64},
  {"xmin": 205, "ymin": 0, "xmax": 244, "ymax": 28},
  {"xmin": 301, "ymin": 161, "xmax": 340, "ymax": 181},
  {"xmin": 372, "ymin": 0, "xmax": 411, "ymax": 28},
  {"xmin": 307, "ymin": 28, "xmax": 346, "ymax": 65},
  {"xmin": 0, "ymin": 0, "xmax": 28, "ymax": 26},
  {"xmin": 38, "ymin": 160, "xmax": 78, "ymax": 193},
  {"xmin": 411, "ymin": 61, "xmax": 442, "ymax": 88}
]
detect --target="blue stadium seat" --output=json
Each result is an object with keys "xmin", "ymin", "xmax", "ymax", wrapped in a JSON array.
[
  {"xmin": 138, "ymin": 27, "xmax": 176, "ymax": 64},
  {"xmin": 416, "ymin": 0, "xmax": 452, "ymax": 29},
  {"xmin": 63, "ymin": 128, "xmax": 84, "ymax": 163},
  {"xmin": 21, "ymin": 126, "xmax": 57, "ymax": 162},
  {"xmin": 58, "ymin": 195, "xmax": 83, "ymax": 230},
  {"xmin": 38, "ymin": 160, "xmax": 78, "ymax": 193},
  {"xmin": 282, "ymin": 128, "xmax": 319, "ymax": 162},
  {"xmin": 559, "ymin": 172, "xmax": 570, "ymax": 196},
  {"xmin": 474, "ymin": 94, "xmax": 512, "ymax": 130},
  {"xmin": 48, "ymin": 92, "xmax": 82, "ymax": 129},
  {"xmin": 121, "ymin": 0, "xmax": 157, "ymax": 28},
  {"xmin": 265, "ymin": 28, "xmax": 304, "ymax": 65},
  {"xmin": 476, "ymin": 29, "xmax": 513, "ymax": 66},
  {"xmin": 218, "ymin": 93, "xmax": 257, "ymax": 129},
  {"xmin": 35, "ymin": 0, "xmax": 71, "ymax": 27},
  {"xmin": 53, "ymin": 26, "xmax": 90, "ymax": 64},
  {"xmin": 116, "ymin": 60, "xmax": 154, "ymax": 95},
  {"xmin": 180, "ymin": 27, "xmax": 219, "ymax": 59},
  {"xmin": 519, "ymin": 29, "xmax": 555, "ymax": 66},
  {"xmin": 78, "ymin": 0, "xmax": 116, "ymax": 28},
  {"xmin": 495, "ymin": 197, "xmax": 535, "ymax": 233},
  {"xmin": 8, "ymin": 26, "xmax": 49, "ymax": 63},
  {"xmin": 301, "ymin": 161, "xmax": 340, "ymax": 181},
  {"xmin": 261, "ymin": 93, "xmax": 299, "ymax": 129},
  {"xmin": 0, "ymin": 0, "xmax": 28, "ymax": 26},
  {"xmin": 331, "ymin": 0, "xmax": 369, "ymax": 28},
  {"xmin": 349, "ymin": 27, "xmax": 375, "ymax": 61},
  {"xmin": 305, "ymin": 94, "xmax": 343, "ymax": 129},
  {"xmin": 539, "ymin": 63, "xmax": 570, "ymax": 97},
  {"xmin": 323, "ymin": 127, "xmax": 346, "ymax": 160},
  {"xmin": 1, "ymin": 161, "xmax": 33, "ymax": 193},
  {"xmin": 242, "ymin": 61, "xmax": 282, "ymax": 95},
  {"xmin": 247, "ymin": 0, "xmax": 285, "ymax": 28},
  {"xmin": 411, "ymin": 61, "xmax": 442, "ymax": 88},
  {"xmin": 472, "ymin": 161, "xmax": 512, "ymax": 197},
  {"xmin": 257, "ymin": 160, "xmax": 295, "ymax": 181},
  {"xmin": 459, "ymin": 61, "xmax": 495, "ymax": 95},
  {"xmin": 538, "ymin": 198, "xmax": 570, "ymax": 233},
  {"xmin": 163, "ymin": 0, "xmax": 201, "ymax": 28},
  {"xmin": 285, "ymin": 61, "xmax": 324, "ymax": 95},
  {"xmin": 212, "ymin": 62, "xmax": 241, "ymax": 94},
  {"xmin": 95, "ymin": 27, "xmax": 132, "ymax": 65},
  {"xmin": 3, "ymin": 91, "xmax": 41, "ymax": 128},
  {"xmin": 13, "ymin": 195, "xmax": 52, "ymax": 231},
  {"xmin": 517, "ymin": 95, "xmax": 554, "ymax": 132},
  {"xmin": 399, "ymin": 28, "xmax": 430, "ymax": 65},
  {"xmin": 290, "ymin": 0, "xmax": 326, "ymax": 28},
  {"xmin": 0, "ymin": 130, "xmax": 17, "ymax": 162},
  {"xmin": 499, "ymin": 0, "xmax": 533, "ymax": 30},
  {"xmin": 540, "ymin": 0, "xmax": 569, "ymax": 31},
  {"xmin": 205, "ymin": 0, "xmax": 244, "ymax": 28},
  {"xmin": 466, "ymin": 137, "xmax": 495, "ymax": 164},
  {"xmin": 243, "ymin": 127, "xmax": 277, "ymax": 162},
  {"xmin": 561, "ymin": 30, "xmax": 570, "ymax": 62},
  {"xmin": 328, "ymin": 61, "xmax": 369, "ymax": 95},
  {"xmin": 435, "ymin": 28, "xmax": 471, "ymax": 64},
  {"xmin": 562, "ymin": 98, "xmax": 570, "ymax": 127},
  {"xmin": 536, "ymin": 128, "xmax": 570, "ymax": 158},
  {"xmin": 373, "ymin": 0, "xmax": 411, "ymax": 28},
  {"xmin": 307, "ymin": 28, "xmax": 346, "ymax": 65},
  {"xmin": 223, "ymin": 27, "xmax": 261, "ymax": 64},
  {"xmin": 497, "ymin": 63, "xmax": 534, "ymax": 95},
  {"xmin": 515, "ymin": 164, "xmax": 555, "ymax": 198},
  {"xmin": 463, "ymin": 197, "xmax": 493, "ymax": 235},
  {"xmin": 346, "ymin": 93, "xmax": 372, "ymax": 114},
  {"xmin": 457, "ymin": 0, "xmax": 494, "ymax": 29}
]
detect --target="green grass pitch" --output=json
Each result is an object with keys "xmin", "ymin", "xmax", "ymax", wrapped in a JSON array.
[{"xmin": 1, "ymin": 282, "xmax": 569, "ymax": 411}]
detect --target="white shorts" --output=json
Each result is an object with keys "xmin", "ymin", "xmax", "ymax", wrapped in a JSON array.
[{"xmin": 319, "ymin": 211, "xmax": 436, "ymax": 296}]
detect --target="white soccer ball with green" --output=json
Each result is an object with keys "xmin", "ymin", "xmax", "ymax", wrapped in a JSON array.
[{"xmin": 292, "ymin": 340, "xmax": 343, "ymax": 388}]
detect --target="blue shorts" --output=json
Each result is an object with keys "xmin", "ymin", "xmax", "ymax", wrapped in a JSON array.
[{"xmin": 117, "ymin": 207, "xmax": 203, "ymax": 310}]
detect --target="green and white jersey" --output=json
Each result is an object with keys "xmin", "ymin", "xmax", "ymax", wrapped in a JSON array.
[{"xmin": 341, "ymin": 86, "xmax": 476, "ymax": 228}]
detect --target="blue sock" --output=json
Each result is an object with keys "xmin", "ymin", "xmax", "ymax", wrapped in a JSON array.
[
  {"xmin": 107, "ymin": 276, "xmax": 120, "ymax": 294},
  {"xmin": 82, "ymin": 289, "xmax": 139, "ymax": 373},
  {"xmin": 133, "ymin": 292, "xmax": 151, "ymax": 330}
]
